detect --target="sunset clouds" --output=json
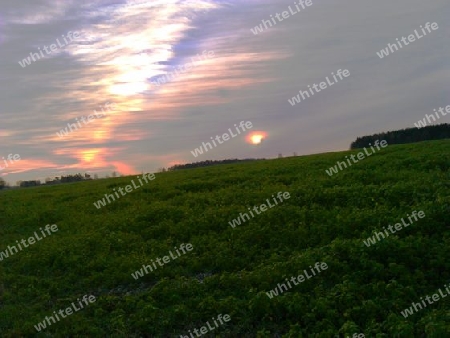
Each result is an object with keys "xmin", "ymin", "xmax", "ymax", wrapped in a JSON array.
[{"xmin": 0, "ymin": 0, "xmax": 448, "ymax": 183}]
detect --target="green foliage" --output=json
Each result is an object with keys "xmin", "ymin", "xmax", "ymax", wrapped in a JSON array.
[
  {"xmin": 350, "ymin": 123, "xmax": 450, "ymax": 149},
  {"xmin": 0, "ymin": 140, "xmax": 449, "ymax": 336}
]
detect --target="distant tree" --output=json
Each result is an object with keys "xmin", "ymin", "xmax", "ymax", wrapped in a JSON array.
[
  {"xmin": 0, "ymin": 178, "xmax": 5, "ymax": 190},
  {"xmin": 61, "ymin": 174, "xmax": 83, "ymax": 183},
  {"xmin": 278, "ymin": 153, "xmax": 283, "ymax": 158},
  {"xmin": 94, "ymin": 174, "xmax": 99, "ymax": 180},
  {"xmin": 112, "ymin": 171, "xmax": 117, "ymax": 178},
  {"xmin": 20, "ymin": 180, "xmax": 39, "ymax": 188},
  {"xmin": 350, "ymin": 123, "xmax": 450, "ymax": 149},
  {"xmin": 167, "ymin": 158, "xmax": 265, "ymax": 171},
  {"xmin": 293, "ymin": 152, "xmax": 297, "ymax": 157}
]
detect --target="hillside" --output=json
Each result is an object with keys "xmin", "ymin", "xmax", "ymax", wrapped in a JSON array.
[{"xmin": 0, "ymin": 140, "xmax": 449, "ymax": 337}]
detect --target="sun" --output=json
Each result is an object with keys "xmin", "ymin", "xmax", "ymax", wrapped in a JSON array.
[
  {"xmin": 246, "ymin": 131, "xmax": 267, "ymax": 145},
  {"xmin": 251, "ymin": 134, "xmax": 263, "ymax": 144}
]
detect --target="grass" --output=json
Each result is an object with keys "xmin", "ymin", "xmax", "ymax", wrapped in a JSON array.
[{"xmin": 0, "ymin": 139, "xmax": 449, "ymax": 337}]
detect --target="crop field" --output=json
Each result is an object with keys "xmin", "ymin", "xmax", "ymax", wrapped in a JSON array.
[{"xmin": 0, "ymin": 140, "xmax": 449, "ymax": 337}]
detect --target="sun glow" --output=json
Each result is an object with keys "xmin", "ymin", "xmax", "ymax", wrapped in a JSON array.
[
  {"xmin": 81, "ymin": 149, "xmax": 100, "ymax": 163},
  {"xmin": 246, "ymin": 131, "xmax": 267, "ymax": 145}
]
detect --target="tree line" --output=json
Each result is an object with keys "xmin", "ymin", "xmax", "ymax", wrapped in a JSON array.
[
  {"xmin": 350, "ymin": 123, "xmax": 450, "ymax": 149},
  {"xmin": 167, "ymin": 158, "xmax": 266, "ymax": 171}
]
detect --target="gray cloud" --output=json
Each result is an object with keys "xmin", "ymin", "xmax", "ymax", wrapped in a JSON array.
[{"xmin": 0, "ymin": 0, "xmax": 448, "ymax": 183}]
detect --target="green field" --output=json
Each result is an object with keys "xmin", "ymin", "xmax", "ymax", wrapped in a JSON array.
[{"xmin": 1, "ymin": 140, "xmax": 449, "ymax": 337}]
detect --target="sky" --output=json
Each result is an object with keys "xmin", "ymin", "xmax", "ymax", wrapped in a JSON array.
[{"xmin": 0, "ymin": 0, "xmax": 448, "ymax": 184}]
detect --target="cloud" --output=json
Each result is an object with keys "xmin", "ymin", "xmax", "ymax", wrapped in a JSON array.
[{"xmin": 0, "ymin": 0, "xmax": 448, "ymax": 183}]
